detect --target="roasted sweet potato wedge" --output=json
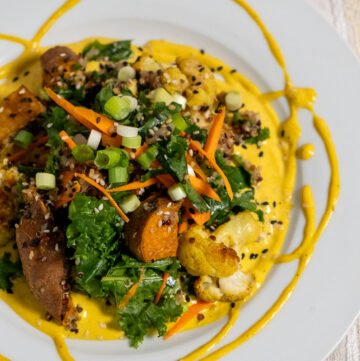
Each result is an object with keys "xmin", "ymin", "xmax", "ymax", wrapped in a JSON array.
[
  {"xmin": 16, "ymin": 189, "xmax": 78, "ymax": 328},
  {"xmin": 0, "ymin": 86, "xmax": 45, "ymax": 142},
  {"xmin": 124, "ymin": 197, "xmax": 182, "ymax": 262}
]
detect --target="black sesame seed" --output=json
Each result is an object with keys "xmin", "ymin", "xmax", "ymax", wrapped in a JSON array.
[
  {"xmin": 191, "ymin": 75, "xmax": 196, "ymax": 82},
  {"xmin": 9, "ymin": 113, "xmax": 16, "ymax": 118},
  {"xmin": 231, "ymin": 302, "xmax": 236, "ymax": 308},
  {"xmin": 261, "ymin": 201, "xmax": 269, "ymax": 206},
  {"xmin": 185, "ymin": 295, "xmax": 191, "ymax": 302},
  {"xmin": 189, "ymin": 208, "xmax": 196, "ymax": 214},
  {"xmin": 30, "ymin": 238, "xmax": 40, "ymax": 247},
  {"xmin": 193, "ymin": 90, "xmax": 199, "ymax": 94},
  {"xmin": 200, "ymin": 49, "xmax": 205, "ymax": 55},
  {"xmin": 230, "ymin": 69, "xmax": 237, "ymax": 74},
  {"xmin": 262, "ymin": 249, "xmax": 269, "ymax": 254},
  {"xmin": 195, "ymin": 81, "xmax": 202, "ymax": 86},
  {"xmin": 197, "ymin": 313, "xmax": 205, "ymax": 321},
  {"xmin": 280, "ymin": 129, "xmax": 285, "ymax": 137},
  {"xmin": 217, "ymin": 66, "xmax": 223, "ymax": 71},
  {"xmin": 23, "ymin": 70, "xmax": 30, "ymax": 76},
  {"xmin": 250, "ymin": 253, "xmax": 258, "ymax": 260},
  {"xmin": 12, "ymin": 76, "xmax": 19, "ymax": 82},
  {"xmin": 273, "ymin": 201, "xmax": 277, "ymax": 208},
  {"xmin": 258, "ymin": 151, "xmax": 264, "ymax": 158},
  {"xmin": 241, "ymin": 253, "xmax": 245, "ymax": 260},
  {"xmin": 270, "ymin": 220, "xmax": 277, "ymax": 225},
  {"xmin": 96, "ymin": 117, "xmax": 101, "ymax": 124}
]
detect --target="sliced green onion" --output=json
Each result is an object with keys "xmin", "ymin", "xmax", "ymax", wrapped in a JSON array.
[
  {"xmin": 114, "ymin": 148, "xmax": 130, "ymax": 167},
  {"xmin": 171, "ymin": 113, "xmax": 188, "ymax": 131},
  {"xmin": 119, "ymin": 194, "xmax": 141, "ymax": 213},
  {"xmin": 104, "ymin": 96, "xmax": 131, "ymax": 120},
  {"xmin": 122, "ymin": 96, "xmax": 138, "ymax": 111},
  {"xmin": 87, "ymin": 129, "xmax": 102, "ymax": 150},
  {"xmin": 36, "ymin": 172, "xmax": 56, "ymax": 190},
  {"xmin": 95, "ymin": 149, "xmax": 121, "ymax": 169},
  {"xmin": 122, "ymin": 135, "xmax": 142, "ymax": 149},
  {"xmin": 14, "ymin": 130, "xmax": 34, "ymax": 149},
  {"xmin": 137, "ymin": 145, "xmax": 158, "ymax": 170},
  {"xmin": 168, "ymin": 183, "xmax": 187, "ymax": 201},
  {"xmin": 72, "ymin": 144, "xmax": 95, "ymax": 163},
  {"xmin": 172, "ymin": 93, "xmax": 187, "ymax": 109},
  {"xmin": 225, "ymin": 91, "xmax": 243, "ymax": 111},
  {"xmin": 109, "ymin": 166, "xmax": 128, "ymax": 184},
  {"xmin": 117, "ymin": 66, "xmax": 136, "ymax": 82},
  {"xmin": 116, "ymin": 124, "xmax": 139, "ymax": 137},
  {"xmin": 149, "ymin": 88, "xmax": 173, "ymax": 105}
]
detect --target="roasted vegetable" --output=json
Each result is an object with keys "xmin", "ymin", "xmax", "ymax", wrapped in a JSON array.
[
  {"xmin": 0, "ymin": 86, "xmax": 45, "ymax": 142},
  {"xmin": 177, "ymin": 225, "xmax": 239, "ymax": 278},
  {"xmin": 124, "ymin": 197, "xmax": 182, "ymax": 262},
  {"xmin": 16, "ymin": 189, "xmax": 78, "ymax": 328}
]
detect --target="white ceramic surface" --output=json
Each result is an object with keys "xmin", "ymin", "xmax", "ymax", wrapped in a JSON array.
[{"xmin": 0, "ymin": 1, "xmax": 359, "ymax": 360}]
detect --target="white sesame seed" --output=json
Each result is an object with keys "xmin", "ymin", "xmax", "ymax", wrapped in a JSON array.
[
  {"xmin": 60, "ymin": 53, "xmax": 67, "ymax": 57},
  {"xmin": 14, "ymin": 223, "xmax": 19, "ymax": 229},
  {"xmin": 18, "ymin": 88, "xmax": 26, "ymax": 95},
  {"xmin": 98, "ymin": 204, "xmax": 104, "ymax": 211},
  {"xmin": 167, "ymin": 226, "xmax": 171, "ymax": 233},
  {"xmin": 43, "ymin": 229, "xmax": 50, "ymax": 234},
  {"xmin": 98, "ymin": 322, "xmax": 107, "ymax": 329},
  {"xmin": 47, "ymin": 123, "xmax": 54, "ymax": 128},
  {"xmin": 158, "ymin": 220, "xmax": 162, "ymax": 227},
  {"xmin": 44, "ymin": 213, "xmax": 50, "ymax": 220},
  {"xmin": 52, "ymin": 226, "xmax": 58, "ymax": 233},
  {"xmin": 29, "ymin": 250, "xmax": 34, "ymax": 260},
  {"xmin": 0, "ymin": 106, "xmax": 4, "ymax": 113},
  {"xmin": 55, "ymin": 243, "xmax": 59, "ymax": 252},
  {"xmin": 94, "ymin": 208, "xmax": 100, "ymax": 214},
  {"xmin": 41, "ymin": 256, "xmax": 47, "ymax": 262},
  {"xmin": 167, "ymin": 202, "xmax": 172, "ymax": 208}
]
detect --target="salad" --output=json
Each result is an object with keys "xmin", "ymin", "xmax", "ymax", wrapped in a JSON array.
[{"xmin": 0, "ymin": 39, "xmax": 271, "ymax": 347}]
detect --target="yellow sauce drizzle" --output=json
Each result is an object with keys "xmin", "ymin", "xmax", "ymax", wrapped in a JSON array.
[
  {"xmin": 0, "ymin": 0, "xmax": 340, "ymax": 360},
  {"xmin": 297, "ymin": 143, "xmax": 315, "ymax": 160}
]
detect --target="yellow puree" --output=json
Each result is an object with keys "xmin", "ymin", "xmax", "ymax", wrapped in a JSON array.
[{"xmin": 0, "ymin": 0, "xmax": 340, "ymax": 360}]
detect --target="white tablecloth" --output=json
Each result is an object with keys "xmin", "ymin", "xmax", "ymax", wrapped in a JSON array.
[{"xmin": 309, "ymin": 1, "xmax": 360, "ymax": 360}]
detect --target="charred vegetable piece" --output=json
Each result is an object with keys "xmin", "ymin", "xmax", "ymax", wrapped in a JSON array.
[
  {"xmin": 0, "ymin": 86, "xmax": 45, "ymax": 142},
  {"xmin": 16, "ymin": 189, "xmax": 78, "ymax": 328},
  {"xmin": 124, "ymin": 197, "xmax": 182, "ymax": 262},
  {"xmin": 40, "ymin": 46, "xmax": 80, "ymax": 87}
]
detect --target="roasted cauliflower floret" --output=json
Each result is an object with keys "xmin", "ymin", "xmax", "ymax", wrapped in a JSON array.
[
  {"xmin": 195, "ymin": 271, "xmax": 254, "ymax": 302},
  {"xmin": 177, "ymin": 225, "xmax": 239, "ymax": 278},
  {"xmin": 214, "ymin": 212, "xmax": 261, "ymax": 256},
  {"xmin": 161, "ymin": 66, "xmax": 189, "ymax": 94},
  {"xmin": 133, "ymin": 56, "xmax": 162, "ymax": 72},
  {"xmin": 176, "ymin": 57, "xmax": 217, "ymax": 107}
]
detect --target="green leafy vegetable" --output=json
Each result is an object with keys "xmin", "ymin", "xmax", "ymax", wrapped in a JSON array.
[
  {"xmin": 83, "ymin": 40, "xmax": 132, "ymax": 62},
  {"xmin": 66, "ymin": 194, "xmax": 124, "ymax": 297},
  {"xmin": 102, "ymin": 255, "xmax": 183, "ymax": 348},
  {"xmin": 245, "ymin": 127, "xmax": 270, "ymax": 145},
  {"xmin": 157, "ymin": 135, "xmax": 188, "ymax": 182},
  {"xmin": 0, "ymin": 253, "xmax": 22, "ymax": 292},
  {"xmin": 94, "ymin": 85, "xmax": 114, "ymax": 112}
]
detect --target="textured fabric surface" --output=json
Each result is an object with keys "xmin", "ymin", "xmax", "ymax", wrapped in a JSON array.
[{"xmin": 309, "ymin": 1, "xmax": 360, "ymax": 360}]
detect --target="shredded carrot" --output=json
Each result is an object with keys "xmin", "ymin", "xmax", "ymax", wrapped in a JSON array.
[
  {"xmin": 164, "ymin": 302, "xmax": 212, "ymax": 340},
  {"xmin": 135, "ymin": 143, "xmax": 149, "ymax": 158},
  {"xmin": 156, "ymin": 174, "xmax": 176, "ymax": 188},
  {"xmin": 61, "ymin": 171, "xmax": 75, "ymax": 187},
  {"xmin": 59, "ymin": 130, "xmax": 76, "ymax": 150},
  {"xmin": 9, "ymin": 135, "xmax": 48, "ymax": 163},
  {"xmin": 119, "ymin": 269, "xmax": 145, "ymax": 310},
  {"xmin": 108, "ymin": 178, "xmax": 158, "ymax": 193},
  {"xmin": 75, "ymin": 172, "xmax": 129, "ymax": 223},
  {"xmin": 45, "ymin": 87, "xmax": 116, "ymax": 136},
  {"xmin": 183, "ymin": 199, "xmax": 211, "ymax": 225},
  {"xmin": 178, "ymin": 214, "xmax": 189, "ymax": 234},
  {"xmin": 186, "ymin": 154, "xmax": 208, "ymax": 182},
  {"xmin": 189, "ymin": 175, "xmax": 220, "ymax": 202},
  {"xmin": 55, "ymin": 180, "xmax": 81, "ymax": 209},
  {"xmin": 204, "ymin": 108, "xmax": 226, "ymax": 157},
  {"xmin": 189, "ymin": 139, "xmax": 233, "ymax": 200},
  {"xmin": 154, "ymin": 272, "xmax": 169, "ymax": 305},
  {"xmin": 102, "ymin": 134, "xmax": 122, "ymax": 148}
]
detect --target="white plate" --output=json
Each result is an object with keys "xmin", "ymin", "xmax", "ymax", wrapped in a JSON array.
[{"xmin": 0, "ymin": 0, "xmax": 359, "ymax": 360}]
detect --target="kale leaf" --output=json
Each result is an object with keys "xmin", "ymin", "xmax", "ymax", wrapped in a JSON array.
[
  {"xmin": 102, "ymin": 255, "xmax": 183, "ymax": 348},
  {"xmin": 66, "ymin": 194, "xmax": 124, "ymax": 297},
  {"xmin": 0, "ymin": 253, "xmax": 22, "ymax": 292},
  {"xmin": 157, "ymin": 135, "xmax": 188, "ymax": 182},
  {"xmin": 83, "ymin": 40, "xmax": 132, "ymax": 62}
]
